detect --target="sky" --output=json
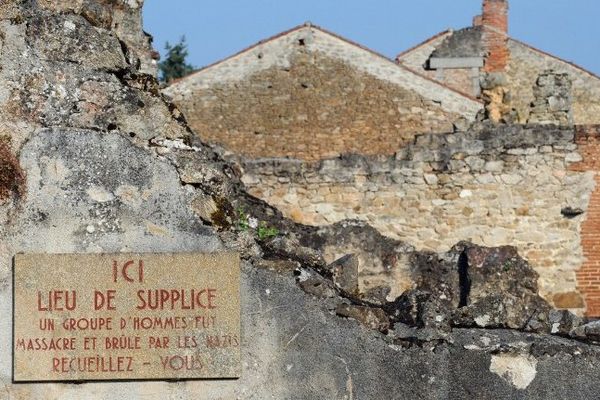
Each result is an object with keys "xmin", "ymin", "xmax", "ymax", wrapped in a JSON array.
[{"xmin": 143, "ymin": 0, "xmax": 600, "ymax": 76}]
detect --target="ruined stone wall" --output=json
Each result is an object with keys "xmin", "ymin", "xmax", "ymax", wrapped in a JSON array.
[
  {"xmin": 507, "ymin": 40, "xmax": 600, "ymax": 125},
  {"xmin": 397, "ymin": 30, "xmax": 482, "ymax": 98},
  {"xmin": 434, "ymin": 68, "xmax": 478, "ymax": 97},
  {"xmin": 241, "ymin": 125, "xmax": 595, "ymax": 312},
  {"xmin": 177, "ymin": 50, "xmax": 462, "ymax": 161},
  {"xmin": 396, "ymin": 32, "xmax": 473, "ymax": 96},
  {"xmin": 403, "ymin": 67, "xmax": 476, "ymax": 99},
  {"xmin": 0, "ymin": 2, "xmax": 471, "ymax": 397},
  {"xmin": 527, "ymin": 70, "xmax": 573, "ymax": 126},
  {"xmin": 7, "ymin": 1, "xmax": 600, "ymax": 398}
]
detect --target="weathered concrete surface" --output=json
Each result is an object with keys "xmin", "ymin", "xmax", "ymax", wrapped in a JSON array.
[
  {"xmin": 6, "ymin": 258, "xmax": 600, "ymax": 399},
  {"xmin": 0, "ymin": 0, "xmax": 185, "ymax": 156},
  {"xmin": 14, "ymin": 129, "xmax": 219, "ymax": 252}
]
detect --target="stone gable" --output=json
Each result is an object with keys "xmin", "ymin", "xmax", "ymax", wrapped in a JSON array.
[
  {"xmin": 506, "ymin": 39, "xmax": 600, "ymax": 125},
  {"xmin": 397, "ymin": 31, "xmax": 600, "ymax": 125},
  {"xmin": 174, "ymin": 50, "xmax": 465, "ymax": 160},
  {"xmin": 165, "ymin": 25, "xmax": 482, "ymax": 161}
]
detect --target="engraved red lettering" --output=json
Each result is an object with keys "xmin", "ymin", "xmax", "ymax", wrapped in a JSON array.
[
  {"xmin": 37, "ymin": 290, "xmax": 76, "ymax": 311},
  {"xmin": 122, "ymin": 260, "xmax": 135, "ymax": 282},
  {"xmin": 94, "ymin": 290, "xmax": 116, "ymax": 310}
]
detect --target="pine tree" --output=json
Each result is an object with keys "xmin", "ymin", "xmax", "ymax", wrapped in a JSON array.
[{"xmin": 158, "ymin": 36, "xmax": 194, "ymax": 83}]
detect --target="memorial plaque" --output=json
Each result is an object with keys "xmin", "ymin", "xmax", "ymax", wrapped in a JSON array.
[{"xmin": 13, "ymin": 252, "xmax": 240, "ymax": 382}]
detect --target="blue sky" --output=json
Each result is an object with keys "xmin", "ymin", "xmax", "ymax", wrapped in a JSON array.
[{"xmin": 144, "ymin": 0, "xmax": 599, "ymax": 75}]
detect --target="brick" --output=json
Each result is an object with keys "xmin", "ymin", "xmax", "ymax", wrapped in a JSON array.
[
  {"xmin": 572, "ymin": 157, "xmax": 600, "ymax": 315},
  {"xmin": 482, "ymin": 0, "xmax": 509, "ymax": 72}
]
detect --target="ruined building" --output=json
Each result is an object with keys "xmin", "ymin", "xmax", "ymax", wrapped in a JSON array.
[
  {"xmin": 163, "ymin": 24, "xmax": 482, "ymax": 161},
  {"xmin": 397, "ymin": 0, "xmax": 600, "ymax": 125},
  {"xmin": 164, "ymin": 0, "xmax": 600, "ymax": 317},
  {"xmin": 165, "ymin": 0, "xmax": 600, "ymax": 159},
  {"xmin": 7, "ymin": 0, "xmax": 600, "ymax": 398}
]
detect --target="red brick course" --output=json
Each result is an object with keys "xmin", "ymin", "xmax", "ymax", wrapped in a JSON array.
[
  {"xmin": 572, "ymin": 125, "xmax": 600, "ymax": 316},
  {"xmin": 482, "ymin": 0, "xmax": 509, "ymax": 72}
]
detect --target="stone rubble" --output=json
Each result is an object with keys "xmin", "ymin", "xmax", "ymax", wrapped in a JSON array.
[{"xmin": 528, "ymin": 70, "xmax": 574, "ymax": 126}]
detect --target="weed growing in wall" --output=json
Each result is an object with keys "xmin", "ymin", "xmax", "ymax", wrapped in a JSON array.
[{"xmin": 236, "ymin": 207, "xmax": 279, "ymax": 239}]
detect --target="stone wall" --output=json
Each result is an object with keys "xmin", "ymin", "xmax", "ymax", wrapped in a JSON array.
[
  {"xmin": 398, "ymin": 35, "xmax": 600, "ymax": 126},
  {"xmin": 396, "ymin": 31, "xmax": 451, "ymax": 71},
  {"xmin": 7, "ymin": 2, "xmax": 600, "ymax": 398},
  {"xmin": 165, "ymin": 26, "xmax": 482, "ymax": 161},
  {"xmin": 0, "ymin": 2, "xmax": 483, "ymax": 397},
  {"xmin": 241, "ymin": 124, "xmax": 596, "ymax": 313},
  {"xmin": 506, "ymin": 40, "xmax": 600, "ymax": 125},
  {"xmin": 527, "ymin": 70, "xmax": 573, "ymax": 126},
  {"xmin": 175, "ymin": 50, "xmax": 462, "ymax": 160},
  {"xmin": 401, "ymin": 58, "xmax": 479, "ymax": 99}
]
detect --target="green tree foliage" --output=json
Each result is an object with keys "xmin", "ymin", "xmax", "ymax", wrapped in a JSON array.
[{"xmin": 158, "ymin": 36, "xmax": 194, "ymax": 83}]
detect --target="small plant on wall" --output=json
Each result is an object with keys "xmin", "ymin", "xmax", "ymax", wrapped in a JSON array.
[{"xmin": 236, "ymin": 207, "xmax": 279, "ymax": 239}]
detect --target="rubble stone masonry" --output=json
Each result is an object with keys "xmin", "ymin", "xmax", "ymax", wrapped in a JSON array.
[
  {"xmin": 241, "ymin": 125, "xmax": 596, "ymax": 314},
  {"xmin": 174, "ymin": 51, "xmax": 462, "ymax": 161},
  {"xmin": 527, "ymin": 70, "xmax": 573, "ymax": 126},
  {"xmin": 165, "ymin": 26, "xmax": 482, "ymax": 161},
  {"xmin": 506, "ymin": 40, "xmax": 600, "ymax": 125},
  {"xmin": 397, "ymin": 32, "xmax": 480, "ymax": 98},
  {"xmin": 397, "ymin": 36, "xmax": 600, "ymax": 126}
]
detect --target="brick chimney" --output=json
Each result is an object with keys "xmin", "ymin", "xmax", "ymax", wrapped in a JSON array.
[{"xmin": 481, "ymin": 0, "xmax": 509, "ymax": 72}]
